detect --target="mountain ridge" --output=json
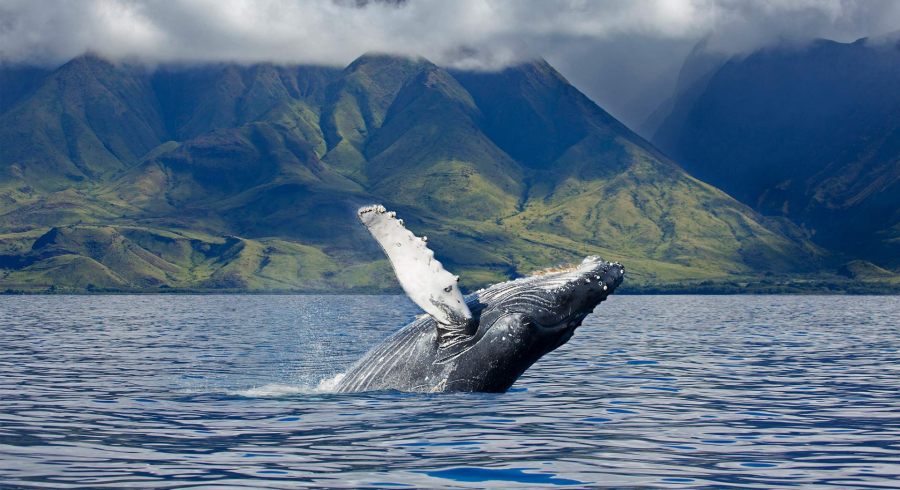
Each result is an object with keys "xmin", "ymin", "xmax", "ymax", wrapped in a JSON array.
[
  {"xmin": 650, "ymin": 36, "xmax": 900, "ymax": 269},
  {"xmin": 2, "ymin": 51, "xmax": 870, "ymax": 293}
]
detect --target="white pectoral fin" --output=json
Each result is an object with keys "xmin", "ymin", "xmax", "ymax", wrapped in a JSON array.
[{"xmin": 358, "ymin": 205, "xmax": 473, "ymax": 345}]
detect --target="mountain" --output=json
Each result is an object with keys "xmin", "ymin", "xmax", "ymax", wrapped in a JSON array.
[
  {"xmin": 0, "ymin": 52, "xmax": 835, "ymax": 292},
  {"xmin": 323, "ymin": 55, "xmax": 525, "ymax": 220},
  {"xmin": 0, "ymin": 62, "xmax": 53, "ymax": 113},
  {"xmin": 637, "ymin": 38, "xmax": 727, "ymax": 141},
  {"xmin": 0, "ymin": 55, "xmax": 168, "ymax": 195},
  {"xmin": 151, "ymin": 62, "xmax": 339, "ymax": 141},
  {"xmin": 650, "ymin": 36, "xmax": 900, "ymax": 269}
]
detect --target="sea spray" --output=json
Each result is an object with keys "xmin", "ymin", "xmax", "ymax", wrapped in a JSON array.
[{"xmin": 231, "ymin": 373, "xmax": 348, "ymax": 397}]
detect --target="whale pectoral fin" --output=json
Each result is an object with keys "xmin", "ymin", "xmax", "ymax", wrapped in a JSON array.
[{"xmin": 358, "ymin": 205, "xmax": 474, "ymax": 346}]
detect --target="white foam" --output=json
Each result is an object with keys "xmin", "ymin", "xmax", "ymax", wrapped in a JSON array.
[
  {"xmin": 316, "ymin": 373, "xmax": 346, "ymax": 392},
  {"xmin": 231, "ymin": 373, "xmax": 346, "ymax": 398}
]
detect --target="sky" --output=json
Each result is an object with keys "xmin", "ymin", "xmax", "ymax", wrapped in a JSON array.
[{"xmin": 2, "ymin": 0, "xmax": 898, "ymax": 130}]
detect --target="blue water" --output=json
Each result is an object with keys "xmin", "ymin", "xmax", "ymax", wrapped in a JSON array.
[{"xmin": 1, "ymin": 295, "xmax": 899, "ymax": 489}]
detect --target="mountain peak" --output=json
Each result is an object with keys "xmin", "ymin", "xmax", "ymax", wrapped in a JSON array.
[
  {"xmin": 489, "ymin": 57, "xmax": 570, "ymax": 86},
  {"xmin": 346, "ymin": 52, "xmax": 434, "ymax": 74},
  {"xmin": 63, "ymin": 51, "xmax": 116, "ymax": 70}
]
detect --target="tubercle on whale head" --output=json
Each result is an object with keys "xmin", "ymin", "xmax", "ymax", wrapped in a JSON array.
[
  {"xmin": 532, "ymin": 255, "xmax": 624, "ymax": 328},
  {"xmin": 477, "ymin": 255, "xmax": 625, "ymax": 334}
]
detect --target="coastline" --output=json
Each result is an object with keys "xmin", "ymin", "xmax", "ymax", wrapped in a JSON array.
[{"xmin": 3, "ymin": 278, "xmax": 898, "ymax": 295}]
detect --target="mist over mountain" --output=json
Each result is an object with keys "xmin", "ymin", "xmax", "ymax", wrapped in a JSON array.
[
  {"xmin": 650, "ymin": 34, "xmax": 900, "ymax": 270},
  {"xmin": 1, "ymin": 52, "xmax": 830, "ymax": 292},
  {"xmin": 4, "ymin": 1, "xmax": 899, "ymax": 143},
  {"xmin": 637, "ymin": 38, "xmax": 727, "ymax": 140}
]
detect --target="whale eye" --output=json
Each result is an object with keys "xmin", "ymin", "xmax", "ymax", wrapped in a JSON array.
[{"xmin": 520, "ymin": 315, "xmax": 537, "ymax": 329}]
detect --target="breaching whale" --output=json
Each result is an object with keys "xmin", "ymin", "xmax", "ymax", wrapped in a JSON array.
[{"xmin": 335, "ymin": 205, "xmax": 625, "ymax": 393}]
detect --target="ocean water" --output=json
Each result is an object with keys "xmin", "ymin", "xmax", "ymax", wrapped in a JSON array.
[{"xmin": 1, "ymin": 294, "xmax": 898, "ymax": 489}]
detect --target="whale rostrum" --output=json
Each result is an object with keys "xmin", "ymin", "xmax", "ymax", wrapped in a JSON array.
[{"xmin": 338, "ymin": 205, "xmax": 625, "ymax": 393}]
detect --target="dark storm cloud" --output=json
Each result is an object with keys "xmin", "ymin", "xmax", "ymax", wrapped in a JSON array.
[{"xmin": 2, "ymin": 0, "xmax": 897, "ymax": 128}]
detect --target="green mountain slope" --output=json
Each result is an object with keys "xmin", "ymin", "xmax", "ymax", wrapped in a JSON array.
[
  {"xmin": 650, "ymin": 36, "xmax": 900, "ymax": 269},
  {"xmin": 0, "ymin": 53, "xmax": 839, "ymax": 292},
  {"xmin": 451, "ymin": 60, "xmax": 821, "ymax": 276},
  {"xmin": 152, "ymin": 63, "xmax": 339, "ymax": 140},
  {"xmin": 365, "ymin": 64, "xmax": 525, "ymax": 220},
  {"xmin": 0, "ymin": 225, "xmax": 396, "ymax": 291},
  {"xmin": 0, "ymin": 62, "xmax": 54, "ymax": 113},
  {"xmin": 0, "ymin": 55, "xmax": 168, "ymax": 195}
]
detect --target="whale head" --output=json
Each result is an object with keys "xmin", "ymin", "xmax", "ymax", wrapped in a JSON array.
[
  {"xmin": 475, "ymin": 255, "xmax": 624, "ymax": 335},
  {"xmin": 527, "ymin": 256, "xmax": 623, "ymax": 327},
  {"xmin": 446, "ymin": 256, "xmax": 624, "ymax": 391}
]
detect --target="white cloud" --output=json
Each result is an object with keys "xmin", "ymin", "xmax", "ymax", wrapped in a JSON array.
[
  {"xmin": 1, "ymin": 0, "xmax": 897, "ymax": 130},
  {"xmin": 1, "ymin": 0, "xmax": 897, "ymax": 67}
]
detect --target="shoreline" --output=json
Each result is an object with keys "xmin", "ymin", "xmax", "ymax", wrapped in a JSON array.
[{"xmin": 3, "ymin": 281, "xmax": 899, "ymax": 296}]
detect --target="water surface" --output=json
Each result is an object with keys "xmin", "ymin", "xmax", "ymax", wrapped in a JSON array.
[{"xmin": 1, "ymin": 295, "xmax": 899, "ymax": 488}]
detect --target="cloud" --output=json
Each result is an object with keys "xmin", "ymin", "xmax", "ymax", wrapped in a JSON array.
[
  {"xmin": 1, "ymin": 0, "xmax": 897, "ymax": 128},
  {"xmin": 2, "ymin": 0, "xmax": 897, "ymax": 67}
]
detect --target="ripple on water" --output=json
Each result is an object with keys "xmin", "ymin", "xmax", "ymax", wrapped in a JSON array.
[{"xmin": 1, "ymin": 294, "xmax": 899, "ymax": 489}]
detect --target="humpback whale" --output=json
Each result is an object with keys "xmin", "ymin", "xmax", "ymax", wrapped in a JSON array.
[{"xmin": 335, "ymin": 205, "xmax": 625, "ymax": 393}]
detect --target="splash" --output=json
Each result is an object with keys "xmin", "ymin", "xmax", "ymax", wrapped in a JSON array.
[
  {"xmin": 316, "ymin": 373, "xmax": 346, "ymax": 392},
  {"xmin": 231, "ymin": 373, "xmax": 346, "ymax": 398}
]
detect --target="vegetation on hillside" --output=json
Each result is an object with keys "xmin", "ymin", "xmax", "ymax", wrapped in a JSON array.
[
  {"xmin": 1, "ymin": 53, "xmax": 896, "ymax": 293},
  {"xmin": 650, "ymin": 36, "xmax": 900, "ymax": 269}
]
